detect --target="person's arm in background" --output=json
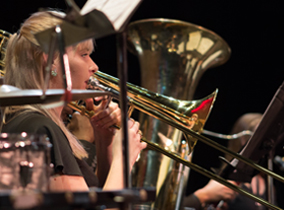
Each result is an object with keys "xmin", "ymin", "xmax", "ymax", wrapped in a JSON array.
[{"xmin": 183, "ymin": 179, "xmax": 237, "ymax": 210}]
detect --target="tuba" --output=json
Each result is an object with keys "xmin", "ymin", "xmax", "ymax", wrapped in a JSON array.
[{"xmin": 126, "ymin": 19, "xmax": 231, "ymax": 210}]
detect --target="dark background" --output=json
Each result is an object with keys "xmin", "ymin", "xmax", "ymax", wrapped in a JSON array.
[{"xmin": 1, "ymin": 0, "xmax": 284, "ymax": 196}]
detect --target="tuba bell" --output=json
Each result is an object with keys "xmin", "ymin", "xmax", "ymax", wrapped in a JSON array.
[{"xmin": 126, "ymin": 18, "xmax": 231, "ymax": 210}]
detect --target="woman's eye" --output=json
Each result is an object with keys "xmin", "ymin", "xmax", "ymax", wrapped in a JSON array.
[{"xmin": 82, "ymin": 54, "xmax": 88, "ymax": 57}]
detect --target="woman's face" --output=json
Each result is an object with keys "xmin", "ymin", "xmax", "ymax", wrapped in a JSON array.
[
  {"xmin": 53, "ymin": 40, "xmax": 98, "ymax": 89},
  {"xmin": 68, "ymin": 41, "xmax": 98, "ymax": 89}
]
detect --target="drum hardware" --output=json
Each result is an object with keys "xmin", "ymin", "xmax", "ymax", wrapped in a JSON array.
[
  {"xmin": 19, "ymin": 160, "xmax": 34, "ymax": 189},
  {"xmin": 0, "ymin": 133, "xmax": 52, "ymax": 191}
]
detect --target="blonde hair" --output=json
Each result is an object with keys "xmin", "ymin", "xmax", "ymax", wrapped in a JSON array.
[{"xmin": 3, "ymin": 10, "xmax": 88, "ymax": 159}]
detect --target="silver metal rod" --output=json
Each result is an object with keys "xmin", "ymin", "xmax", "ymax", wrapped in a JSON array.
[{"xmin": 202, "ymin": 129, "xmax": 253, "ymax": 140}]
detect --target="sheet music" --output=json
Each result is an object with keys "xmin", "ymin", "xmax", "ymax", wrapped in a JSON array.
[{"xmin": 80, "ymin": 0, "xmax": 141, "ymax": 30}]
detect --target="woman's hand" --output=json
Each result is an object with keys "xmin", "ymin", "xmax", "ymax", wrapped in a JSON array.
[
  {"xmin": 85, "ymin": 97, "xmax": 121, "ymax": 145},
  {"xmin": 112, "ymin": 118, "xmax": 147, "ymax": 170}
]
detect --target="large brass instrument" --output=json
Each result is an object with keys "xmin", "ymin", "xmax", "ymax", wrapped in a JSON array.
[
  {"xmin": 126, "ymin": 18, "xmax": 230, "ymax": 210},
  {"xmin": 0, "ymin": 29, "xmax": 11, "ymax": 78}
]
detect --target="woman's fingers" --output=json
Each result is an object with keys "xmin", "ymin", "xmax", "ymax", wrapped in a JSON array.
[
  {"xmin": 92, "ymin": 108, "xmax": 120, "ymax": 128},
  {"xmin": 85, "ymin": 98, "xmax": 95, "ymax": 111},
  {"xmin": 129, "ymin": 120, "xmax": 140, "ymax": 134},
  {"xmin": 91, "ymin": 102, "xmax": 121, "ymax": 128},
  {"xmin": 85, "ymin": 95, "xmax": 109, "ymax": 113}
]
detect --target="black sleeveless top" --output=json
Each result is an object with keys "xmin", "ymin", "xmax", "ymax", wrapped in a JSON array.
[{"xmin": 1, "ymin": 111, "xmax": 98, "ymax": 187}]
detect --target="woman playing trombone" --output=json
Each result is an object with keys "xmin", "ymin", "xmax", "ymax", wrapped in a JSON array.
[{"xmin": 1, "ymin": 9, "xmax": 146, "ymax": 191}]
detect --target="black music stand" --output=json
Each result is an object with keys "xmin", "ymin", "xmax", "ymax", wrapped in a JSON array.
[
  {"xmin": 217, "ymin": 80, "xmax": 284, "ymax": 205},
  {"xmin": 220, "ymin": 80, "xmax": 284, "ymax": 182}
]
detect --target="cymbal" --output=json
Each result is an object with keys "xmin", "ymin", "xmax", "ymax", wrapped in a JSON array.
[{"xmin": 0, "ymin": 85, "xmax": 111, "ymax": 106}]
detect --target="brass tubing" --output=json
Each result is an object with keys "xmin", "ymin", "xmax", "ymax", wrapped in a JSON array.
[
  {"xmin": 140, "ymin": 136, "xmax": 282, "ymax": 210},
  {"xmin": 68, "ymin": 101, "xmax": 95, "ymax": 117}
]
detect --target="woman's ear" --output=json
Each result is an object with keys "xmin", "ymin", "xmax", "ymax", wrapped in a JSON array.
[
  {"xmin": 43, "ymin": 52, "xmax": 59, "ymax": 64},
  {"xmin": 42, "ymin": 53, "xmax": 48, "ymax": 64},
  {"xmin": 42, "ymin": 53, "xmax": 59, "ymax": 78},
  {"xmin": 43, "ymin": 53, "xmax": 57, "ymax": 70}
]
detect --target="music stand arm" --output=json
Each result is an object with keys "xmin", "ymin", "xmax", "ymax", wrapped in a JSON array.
[{"xmin": 116, "ymin": 30, "xmax": 130, "ymax": 190}]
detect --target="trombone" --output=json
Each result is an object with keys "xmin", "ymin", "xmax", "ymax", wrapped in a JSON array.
[{"xmin": 68, "ymin": 71, "xmax": 284, "ymax": 210}]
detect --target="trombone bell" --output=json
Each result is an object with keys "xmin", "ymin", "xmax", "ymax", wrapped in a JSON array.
[{"xmin": 93, "ymin": 71, "xmax": 217, "ymax": 153}]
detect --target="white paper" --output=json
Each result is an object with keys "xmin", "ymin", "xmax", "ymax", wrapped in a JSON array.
[{"xmin": 80, "ymin": 0, "xmax": 141, "ymax": 30}]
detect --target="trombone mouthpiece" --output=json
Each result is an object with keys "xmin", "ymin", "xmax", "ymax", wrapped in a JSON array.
[
  {"xmin": 88, "ymin": 76, "xmax": 100, "ymax": 88},
  {"xmin": 88, "ymin": 75, "xmax": 120, "ymax": 98}
]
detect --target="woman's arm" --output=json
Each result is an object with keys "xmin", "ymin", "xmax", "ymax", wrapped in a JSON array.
[
  {"xmin": 49, "ymin": 175, "xmax": 89, "ymax": 192},
  {"xmin": 88, "ymin": 99, "xmax": 121, "ymax": 187},
  {"xmin": 102, "ymin": 119, "xmax": 147, "ymax": 190}
]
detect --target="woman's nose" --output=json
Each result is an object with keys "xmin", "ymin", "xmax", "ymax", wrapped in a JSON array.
[{"xmin": 89, "ymin": 61, "xmax": 99, "ymax": 74}]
